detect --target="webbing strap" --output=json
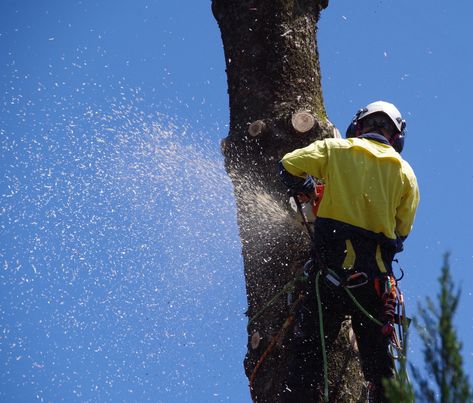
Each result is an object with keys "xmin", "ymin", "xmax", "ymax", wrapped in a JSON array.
[
  {"xmin": 375, "ymin": 244, "xmax": 388, "ymax": 273},
  {"xmin": 342, "ymin": 239, "xmax": 356, "ymax": 270}
]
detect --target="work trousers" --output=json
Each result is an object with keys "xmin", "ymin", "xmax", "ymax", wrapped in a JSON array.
[{"xmin": 282, "ymin": 232, "xmax": 396, "ymax": 402}]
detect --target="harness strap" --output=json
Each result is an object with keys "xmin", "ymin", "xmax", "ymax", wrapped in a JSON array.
[
  {"xmin": 375, "ymin": 244, "xmax": 388, "ymax": 273},
  {"xmin": 342, "ymin": 239, "xmax": 356, "ymax": 270}
]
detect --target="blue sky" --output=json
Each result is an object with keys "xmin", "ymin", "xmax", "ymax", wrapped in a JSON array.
[{"xmin": 1, "ymin": 1, "xmax": 472, "ymax": 402}]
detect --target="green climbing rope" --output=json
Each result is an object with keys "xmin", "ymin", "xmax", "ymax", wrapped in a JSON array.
[
  {"xmin": 315, "ymin": 271, "xmax": 329, "ymax": 402},
  {"xmin": 344, "ymin": 288, "xmax": 383, "ymax": 327}
]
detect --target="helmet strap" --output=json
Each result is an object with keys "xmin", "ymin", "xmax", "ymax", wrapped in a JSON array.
[
  {"xmin": 389, "ymin": 132, "xmax": 400, "ymax": 146},
  {"xmin": 354, "ymin": 108, "xmax": 367, "ymax": 137},
  {"xmin": 355, "ymin": 122, "xmax": 362, "ymax": 137}
]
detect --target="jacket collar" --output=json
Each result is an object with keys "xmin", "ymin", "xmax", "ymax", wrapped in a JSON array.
[{"xmin": 358, "ymin": 133, "xmax": 391, "ymax": 146}]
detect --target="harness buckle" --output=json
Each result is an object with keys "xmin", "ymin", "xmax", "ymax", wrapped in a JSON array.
[
  {"xmin": 323, "ymin": 270, "xmax": 369, "ymax": 289},
  {"xmin": 325, "ymin": 272, "xmax": 342, "ymax": 287}
]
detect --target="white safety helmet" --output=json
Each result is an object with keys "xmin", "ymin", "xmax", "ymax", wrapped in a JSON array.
[
  {"xmin": 346, "ymin": 100, "xmax": 407, "ymax": 153},
  {"xmin": 358, "ymin": 101, "xmax": 405, "ymax": 132}
]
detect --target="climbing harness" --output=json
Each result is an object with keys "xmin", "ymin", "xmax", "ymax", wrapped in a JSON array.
[
  {"xmin": 315, "ymin": 268, "xmax": 408, "ymax": 402},
  {"xmin": 324, "ymin": 270, "xmax": 369, "ymax": 289}
]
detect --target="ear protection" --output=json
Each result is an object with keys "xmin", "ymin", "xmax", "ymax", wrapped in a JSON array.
[
  {"xmin": 345, "ymin": 108, "xmax": 367, "ymax": 139},
  {"xmin": 389, "ymin": 120, "xmax": 407, "ymax": 153}
]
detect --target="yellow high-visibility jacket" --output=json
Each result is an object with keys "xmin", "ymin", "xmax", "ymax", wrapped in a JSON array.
[{"xmin": 281, "ymin": 136, "xmax": 419, "ymax": 241}]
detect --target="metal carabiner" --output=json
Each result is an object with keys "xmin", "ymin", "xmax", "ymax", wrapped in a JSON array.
[{"xmin": 388, "ymin": 342, "xmax": 401, "ymax": 360}]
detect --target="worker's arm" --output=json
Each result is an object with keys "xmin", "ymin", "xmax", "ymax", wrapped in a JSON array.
[
  {"xmin": 395, "ymin": 168, "xmax": 420, "ymax": 240},
  {"xmin": 278, "ymin": 140, "xmax": 328, "ymax": 194}
]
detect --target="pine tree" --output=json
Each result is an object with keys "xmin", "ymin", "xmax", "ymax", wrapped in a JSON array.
[{"xmin": 411, "ymin": 253, "xmax": 472, "ymax": 402}]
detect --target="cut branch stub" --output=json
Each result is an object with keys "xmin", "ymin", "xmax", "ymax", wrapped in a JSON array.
[
  {"xmin": 251, "ymin": 331, "xmax": 262, "ymax": 350},
  {"xmin": 220, "ymin": 138, "xmax": 227, "ymax": 153},
  {"xmin": 349, "ymin": 325, "xmax": 359, "ymax": 353},
  {"xmin": 291, "ymin": 111, "xmax": 316, "ymax": 134},
  {"xmin": 248, "ymin": 120, "xmax": 267, "ymax": 137}
]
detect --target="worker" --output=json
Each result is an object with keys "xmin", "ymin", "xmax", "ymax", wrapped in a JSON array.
[{"xmin": 278, "ymin": 101, "xmax": 420, "ymax": 402}]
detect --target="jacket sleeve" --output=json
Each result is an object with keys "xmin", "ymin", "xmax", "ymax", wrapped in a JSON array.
[
  {"xmin": 395, "ymin": 167, "xmax": 420, "ymax": 238},
  {"xmin": 280, "ymin": 140, "xmax": 328, "ymax": 179}
]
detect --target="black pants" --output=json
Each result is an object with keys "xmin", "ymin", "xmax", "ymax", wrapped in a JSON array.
[{"xmin": 283, "ymin": 234, "xmax": 396, "ymax": 402}]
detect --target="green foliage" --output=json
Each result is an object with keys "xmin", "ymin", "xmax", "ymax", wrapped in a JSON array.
[
  {"xmin": 383, "ymin": 368, "xmax": 415, "ymax": 403},
  {"xmin": 411, "ymin": 253, "xmax": 472, "ymax": 402}
]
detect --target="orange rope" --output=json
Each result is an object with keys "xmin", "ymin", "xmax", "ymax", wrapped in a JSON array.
[
  {"xmin": 249, "ymin": 295, "xmax": 303, "ymax": 401},
  {"xmin": 249, "ymin": 315, "xmax": 295, "ymax": 401}
]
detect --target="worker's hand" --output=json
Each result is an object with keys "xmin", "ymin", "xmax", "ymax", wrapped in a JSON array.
[
  {"xmin": 301, "ymin": 176, "xmax": 315, "ymax": 194},
  {"xmin": 298, "ymin": 177, "xmax": 319, "ymax": 204},
  {"xmin": 288, "ymin": 176, "xmax": 315, "ymax": 200}
]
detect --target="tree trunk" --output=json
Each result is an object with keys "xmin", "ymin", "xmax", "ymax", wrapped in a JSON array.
[{"xmin": 212, "ymin": 1, "xmax": 364, "ymax": 401}]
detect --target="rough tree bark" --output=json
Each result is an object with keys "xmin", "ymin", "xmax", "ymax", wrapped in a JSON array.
[{"xmin": 212, "ymin": 1, "xmax": 364, "ymax": 401}]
